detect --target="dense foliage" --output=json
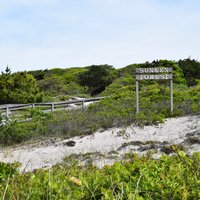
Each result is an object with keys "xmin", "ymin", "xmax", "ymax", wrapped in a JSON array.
[
  {"xmin": 30, "ymin": 67, "xmax": 88, "ymax": 97},
  {"xmin": 0, "ymin": 68, "xmax": 42, "ymax": 104},
  {"xmin": 178, "ymin": 58, "xmax": 200, "ymax": 86},
  {"xmin": 0, "ymin": 152, "xmax": 199, "ymax": 199},
  {"xmin": 1, "ymin": 58, "xmax": 200, "ymax": 104},
  {"xmin": 78, "ymin": 65, "xmax": 117, "ymax": 95}
]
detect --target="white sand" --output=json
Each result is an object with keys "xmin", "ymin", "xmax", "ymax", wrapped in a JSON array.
[{"xmin": 0, "ymin": 115, "xmax": 199, "ymax": 172}]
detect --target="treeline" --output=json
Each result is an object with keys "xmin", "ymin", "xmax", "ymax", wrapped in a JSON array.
[{"xmin": 0, "ymin": 58, "xmax": 200, "ymax": 104}]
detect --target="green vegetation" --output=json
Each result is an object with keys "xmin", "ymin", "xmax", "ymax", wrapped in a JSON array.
[
  {"xmin": 34, "ymin": 67, "xmax": 88, "ymax": 97},
  {"xmin": 78, "ymin": 65, "xmax": 117, "ymax": 95},
  {"xmin": 178, "ymin": 58, "xmax": 200, "ymax": 86},
  {"xmin": 1, "ymin": 58, "xmax": 200, "ymax": 103},
  {"xmin": 0, "ymin": 67, "xmax": 43, "ymax": 104},
  {"xmin": 0, "ymin": 151, "xmax": 199, "ymax": 199},
  {"xmin": 0, "ymin": 82, "xmax": 199, "ymax": 146},
  {"xmin": 0, "ymin": 59, "xmax": 200, "ymax": 145},
  {"xmin": 0, "ymin": 59, "xmax": 200, "ymax": 199}
]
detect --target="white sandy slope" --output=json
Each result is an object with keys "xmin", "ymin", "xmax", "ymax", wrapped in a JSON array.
[{"xmin": 0, "ymin": 115, "xmax": 199, "ymax": 172}]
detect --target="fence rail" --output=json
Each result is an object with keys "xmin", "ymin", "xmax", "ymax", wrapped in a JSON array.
[{"xmin": 0, "ymin": 97, "xmax": 105, "ymax": 118}]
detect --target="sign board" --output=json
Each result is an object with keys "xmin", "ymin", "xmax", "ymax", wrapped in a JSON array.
[
  {"xmin": 136, "ymin": 74, "xmax": 172, "ymax": 81},
  {"xmin": 136, "ymin": 67, "xmax": 172, "ymax": 74},
  {"xmin": 135, "ymin": 67, "xmax": 173, "ymax": 114}
]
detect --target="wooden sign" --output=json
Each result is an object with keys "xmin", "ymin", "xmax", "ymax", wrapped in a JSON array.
[
  {"xmin": 136, "ymin": 67, "xmax": 172, "ymax": 74},
  {"xmin": 136, "ymin": 74, "xmax": 173, "ymax": 81},
  {"xmin": 135, "ymin": 67, "xmax": 173, "ymax": 114}
]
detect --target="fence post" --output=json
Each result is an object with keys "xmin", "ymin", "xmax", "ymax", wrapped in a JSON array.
[
  {"xmin": 82, "ymin": 100, "xmax": 85, "ymax": 109},
  {"xmin": 32, "ymin": 104, "xmax": 35, "ymax": 109},
  {"xmin": 51, "ymin": 103, "xmax": 54, "ymax": 112},
  {"xmin": 6, "ymin": 107, "xmax": 10, "ymax": 118}
]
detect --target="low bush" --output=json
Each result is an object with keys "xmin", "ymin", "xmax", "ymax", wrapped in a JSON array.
[{"xmin": 0, "ymin": 152, "xmax": 199, "ymax": 199}]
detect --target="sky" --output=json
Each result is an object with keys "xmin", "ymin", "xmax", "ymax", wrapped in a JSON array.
[{"xmin": 0, "ymin": 0, "xmax": 200, "ymax": 72}]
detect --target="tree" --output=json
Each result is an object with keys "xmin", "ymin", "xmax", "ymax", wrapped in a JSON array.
[
  {"xmin": 28, "ymin": 69, "xmax": 48, "ymax": 80},
  {"xmin": 37, "ymin": 75, "xmax": 64, "ymax": 96},
  {"xmin": 151, "ymin": 60, "xmax": 186, "ymax": 85},
  {"xmin": 178, "ymin": 58, "xmax": 200, "ymax": 86},
  {"xmin": 78, "ymin": 65, "xmax": 117, "ymax": 95},
  {"xmin": 1, "ymin": 66, "xmax": 11, "ymax": 75},
  {"xmin": 0, "ymin": 69, "xmax": 43, "ymax": 104}
]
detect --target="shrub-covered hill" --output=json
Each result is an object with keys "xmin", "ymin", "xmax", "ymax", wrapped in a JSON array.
[
  {"xmin": 28, "ymin": 67, "xmax": 88, "ymax": 98},
  {"xmin": 0, "ymin": 59, "xmax": 200, "ymax": 145},
  {"xmin": 28, "ymin": 64, "xmax": 117, "ymax": 98},
  {"xmin": 0, "ymin": 64, "xmax": 117, "ymax": 103},
  {"xmin": 1, "ymin": 58, "xmax": 200, "ymax": 104}
]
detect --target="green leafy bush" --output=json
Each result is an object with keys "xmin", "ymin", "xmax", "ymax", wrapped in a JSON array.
[
  {"xmin": 78, "ymin": 65, "xmax": 117, "ymax": 95},
  {"xmin": 1, "ymin": 152, "xmax": 199, "ymax": 199},
  {"xmin": 0, "ymin": 69, "xmax": 43, "ymax": 104},
  {"xmin": 0, "ymin": 162, "xmax": 19, "ymax": 182},
  {"xmin": 178, "ymin": 58, "xmax": 200, "ymax": 86}
]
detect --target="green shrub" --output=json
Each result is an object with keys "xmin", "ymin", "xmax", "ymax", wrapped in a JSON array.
[{"xmin": 1, "ymin": 152, "xmax": 199, "ymax": 199}]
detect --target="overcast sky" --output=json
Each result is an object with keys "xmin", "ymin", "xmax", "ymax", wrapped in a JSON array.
[{"xmin": 0, "ymin": 0, "xmax": 200, "ymax": 72}]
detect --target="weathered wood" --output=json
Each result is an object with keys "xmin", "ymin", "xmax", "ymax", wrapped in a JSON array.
[
  {"xmin": 0, "ymin": 97, "xmax": 106, "ymax": 117},
  {"xmin": 136, "ymin": 68, "xmax": 173, "ymax": 114},
  {"xmin": 170, "ymin": 80, "xmax": 173, "ymax": 113},
  {"xmin": 82, "ymin": 100, "xmax": 85, "ymax": 109},
  {"xmin": 136, "ymin": 74, "xmax": 173, "ymax": 81},
  {"xmin": 136, "ymin": 67, "xmax": 172, "ymax": 74},
  {"xmin": 51, "ymin": 103, "xmax": 54, "ymax": 112},
  {"xmin": 6, "ymin": 107, "xmax": 10, "ymax": 118},
  {"xmin": 136, "ymin": 81, "xmax": 139, "ymax": 114}
]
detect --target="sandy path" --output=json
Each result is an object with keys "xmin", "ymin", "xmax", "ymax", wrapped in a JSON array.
[{"xmin": 0, "ymin": 115, "xmax": 199, "ymax": 172}]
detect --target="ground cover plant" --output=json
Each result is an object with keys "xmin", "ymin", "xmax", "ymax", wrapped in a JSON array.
[{"xmin": 0, "ymin": 151, "xmax": 199, "ymax": 199}]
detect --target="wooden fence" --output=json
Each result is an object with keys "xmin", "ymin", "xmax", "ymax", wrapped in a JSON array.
[{"xmin": 0, "ymin": 97, "xmax": 105, "ymax": 118}]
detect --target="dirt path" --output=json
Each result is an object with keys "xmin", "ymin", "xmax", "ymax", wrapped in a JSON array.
[{"xmin": 0, "ymin": 115, "xmax": 199, "ymax": 172}]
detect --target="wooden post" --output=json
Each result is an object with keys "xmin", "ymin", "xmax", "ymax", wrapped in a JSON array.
[
  {"xmin": 51, "ymin": 103, "xmax": 54, "ymax": 112},
  {"xmin": 6, "ymin": 107, "xmax": 10, "ymax": 118},
  {"xmin": 82, "ymin": 100, "xmax": 85, "ymax": 109},
  {"xmin": 32, "ymin": 104, "xmax": 35, "ymax": 109},
  {"xmin": 170, "ymin": 80, "xmax": 173, "ymax": 113},
  {"xmin": 136, "ymin": 81, "xmax": 139, "ymax": 114}
]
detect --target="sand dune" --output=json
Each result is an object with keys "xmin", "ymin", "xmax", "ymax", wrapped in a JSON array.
[{"xmin": 0, "ymin": 115, "xmax": 199, "ymax": 172}]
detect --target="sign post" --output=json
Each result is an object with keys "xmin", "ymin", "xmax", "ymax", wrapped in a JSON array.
[
  {"xmin": 170, "ymin": 79, "xmax": 173, "ymax": 113},
  {"xmin": 135, "ymin": 67, "xmax": 173, "ymax": 114},
  {"xmin": 136, "ymin": 80, "xmax": 139, "ymax": 114}
]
